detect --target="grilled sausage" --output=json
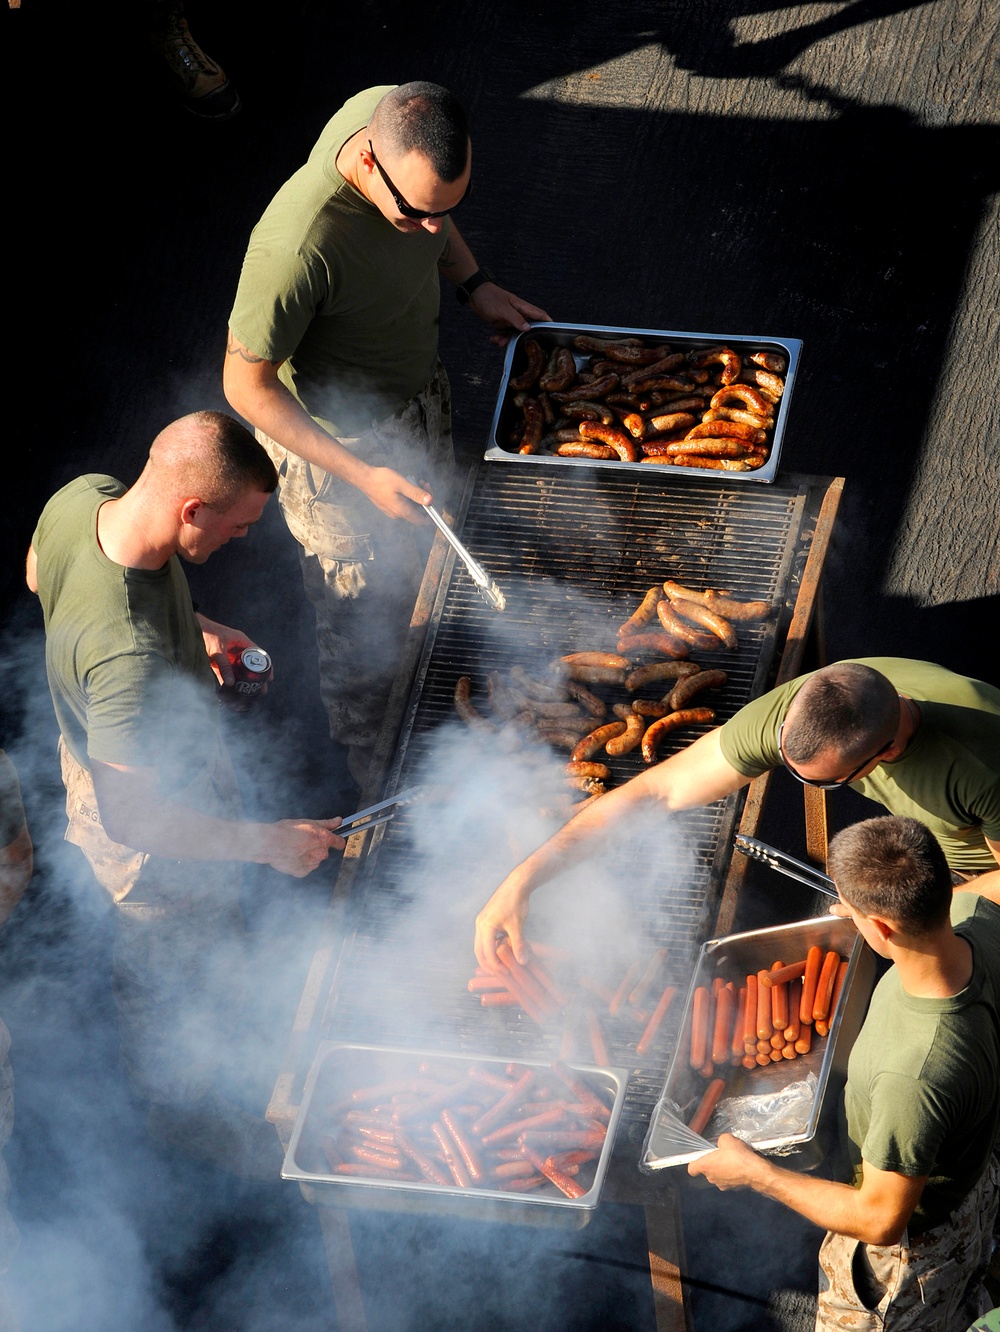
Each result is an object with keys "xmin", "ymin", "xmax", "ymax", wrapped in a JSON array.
[
  {"xmin": 570, "ymin": 722, "xmax": 628, "ymax": 761},
  {"xmin": 668, "ymin": 668, "xmax": 728, "ymax": 711},
  {"xmin": 665, "ymin": 596, "xmax": 739, "ymax": 651},
  {"xmin": 578, "ymin": 420, "xmax": 641, "ymax": 462},
  {"xmin": 749, "ymin": 350, "xmax": 787, "ymax": 374},
  {"xmin": 554, "ymin": 441, "xmax": 616, "ymax": 460},
  {"xmin": 560, "ymin": 401, "xmax": 616, "ymax": 424},
  {"xmin": 509, "ymin": 337, "xmax": 545, "ymax": 390},
  {"xmin": 641, "ymin": 708, "xmax": 715, "ymax": 761},
  {"xmin": 618, "ymin": 626, "xmax": 693, "ymax": 658},
  {"xmin": 605, "ymin": 707, "xmax": 646, "ymax": 756},
  {"xmin": 625, "ymin": 660, "xmax": 701, "ymax": 691},
  {"xmin": 709, "ymin": 383, "xmax": 773, "ymax": 416},
  {"xmin": 550, "ymin": 374, "xmax": 619, "ymax": 403},
  {"xmin": 655, "ymin": 599, "xmax": 720, "ymax": 650},
  {"xmin": 684, "ymin": 419, "xmax": 763, "ymax": 445},
  {"xmin": 539, "ymin": 346, "xmax": 577, "ymax": 393},
  {"xmin": 619, "ymin": 585, "xmax": 664, "ymax": 636},
  {"xmin": 689, "ymin": 345, "xmax": 742, "ymax": 385}
]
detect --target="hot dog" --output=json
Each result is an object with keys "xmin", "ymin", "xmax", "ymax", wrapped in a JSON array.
[
  {"xmin": 731, "ymin": 985, "xmax": 748, "ymax": 1062},
  {"xmin": 811, "ymin": 950, "xmax": 842, "ymax": 1023},
  {"xmin": 520, "ymin": 1146, "xmax": 587, "ymax": 1199},
  {"xmin": 712, "ymin": 982, "xmax": 736, "ymax": 1066},
  {"xmin": 688, "ymin": 1077, "xmax": 727, "ymax": 1137},
  {"xmin": 769, "ymin": 961, "xmax": 789, "ymax": 1031},
  {"xmin": 755, "ymin": 970, "xmax": 773, "ymax": 1041},
  {"xmin": 743, "ymin": 973, "xmax": 759, "ymax": 1049},
  {"xmin": 668, "ymin": 668, "xmax": 728, "ymax": 712},
  {"xmin": 636, "ymin": 983, "xmax": 676, "ymax": 1057},
  {"xmin": 689, "ymin": 985, "xmax": 710, "ymax": 1069},
  {"xmin": 641, "ymin": 708, "xmax": 715, "ymax": 762},
  {"xmin": 799, "ymin": 946, "xmax": 823, "ymax": 1025},
  {"xmin": 629, "ymin": 948, "xmax": 668, "ymax": 1008},
  {"xmin": 760, "ymin": 959, "xmax": 807, "ymax": 988},
  {"xmin": 431, "ymin": 1121, "xmax": 472, "ymax": 1187}
]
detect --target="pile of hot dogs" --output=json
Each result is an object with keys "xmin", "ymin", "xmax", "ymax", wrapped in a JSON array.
[
  {"xmin": 502, "ymin": 333, "xmax": 786, "ymax": 470},
  {"xmin": 468, "ymin": 941, "xmax": 678, "ymax": 1065},
  {"xmin": 315, "ymin": 1056, "xmax": 613, "ymax": 1200},
  {"xmin": 453, "ymin": 581, "xmax": 769, "ymax": 792},
  {"xmin": 683, "ymin": 945, "xmax": 849, "ymax": 1139}
]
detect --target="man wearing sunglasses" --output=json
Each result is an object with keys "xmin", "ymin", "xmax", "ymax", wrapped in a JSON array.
[
  {"xmin": 224, "ymin": 82, "xmax": 549, "ymax": 788},
  {"xmin": 474, "ymin": 657, "xmax": 1000, "ymax": 972}
]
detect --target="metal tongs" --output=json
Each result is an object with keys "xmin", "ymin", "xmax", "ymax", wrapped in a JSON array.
[
  {"xmin": 422, "ymin": 501, "xmax": 506, "ymax": 612},
  {"xmin": 734, "ymin": 833, "xmax": 838, "ymax": 899},
  {"xmin": 338, "ymin": 785, "xmax": 426, "ymax": 837}
]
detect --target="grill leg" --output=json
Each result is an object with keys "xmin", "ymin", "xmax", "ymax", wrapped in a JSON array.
[
  {"xmin": 645, "ymin": 1198, "xmax": 692, "ymax": 1331},
  {"xmin": 317, "ymin": 1206, "xmax": 368, "ymax": 1331}
]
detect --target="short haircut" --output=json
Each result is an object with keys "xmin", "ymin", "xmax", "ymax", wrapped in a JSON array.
[
  {"xmin": 783, "ymin": 663, "xmax": 899, "ymax": 766},
  {"xmin": 828, "ymin": 816, "xmax": 952, "ymax": 936},
  {"xmin": 148, "ymin": 411, "xmax": 277, "ymax": 511},
  {"xmin": 369, "ymin": 82, "xmax": 469, "ymax": 181}
]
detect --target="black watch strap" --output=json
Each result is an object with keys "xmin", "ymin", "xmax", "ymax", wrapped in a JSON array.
[{"xmin": 455, "ymin": 267, "xmax": 496, "ymax": 306}]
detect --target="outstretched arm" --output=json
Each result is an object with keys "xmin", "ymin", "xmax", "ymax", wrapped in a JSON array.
[{"xmin": 473, "ymin": 728, "xmax": 751, "ymax": 969}]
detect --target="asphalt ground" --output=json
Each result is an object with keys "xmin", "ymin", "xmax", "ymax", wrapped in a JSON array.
[{"xmin": 1, "ymin": 2, "xmax": 998, "ymax": 1328}]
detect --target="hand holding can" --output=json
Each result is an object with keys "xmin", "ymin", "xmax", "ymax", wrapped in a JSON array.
[{"xmin": 218, "ymin": 645, "xmax": 273, "ymax": 712}]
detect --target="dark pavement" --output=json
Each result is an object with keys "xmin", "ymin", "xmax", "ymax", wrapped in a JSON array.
[{"xmin": 2, "ymin": 1, "xmax": 998, "ymax": 1328}]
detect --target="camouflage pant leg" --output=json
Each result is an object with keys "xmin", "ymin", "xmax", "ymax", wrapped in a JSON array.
[
  {"xmin": 59, "ymin": 739, "xmax": 247, "ymax": 1106},
  {"xmin": 816, "ymin": 1158, "xmax": 1000, "ymax": 1331},
  {"xmin": 258, "ymin": 364, "xmax": 455, "ymax": 751},
  {"xmin": 112, "ymin": 894, "xmax": 247, "ymax": 1105}
]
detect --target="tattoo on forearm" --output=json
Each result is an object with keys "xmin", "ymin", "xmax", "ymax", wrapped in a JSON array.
[
  {"xmin": 226, "ymin": 333, "xmax": 277, "ymax": 365},
  {"xmin": 437, "ymin": 239, "xmax": 459, "ymax": 273}
]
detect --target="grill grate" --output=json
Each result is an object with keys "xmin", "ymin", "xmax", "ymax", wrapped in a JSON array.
[{"xmin": 321, "ymin": 463, "xmax": 822, "ymax": 1136}]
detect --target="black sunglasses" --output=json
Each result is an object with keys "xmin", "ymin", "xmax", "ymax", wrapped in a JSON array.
[
  {"xmin": 777, "ymin": 721, "xmax": 893, "ymax": 791},
  {"xmin": 367, "ymin": 140, "xmax": 471, "ymax": 221}
]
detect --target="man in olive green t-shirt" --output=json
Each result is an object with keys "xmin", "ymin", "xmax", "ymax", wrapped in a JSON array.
[
  {"xmin": 690, "ymin": 816, "xmax": 1000, "ymax": 1331},
  {"xmin": 473, "ymin": 658, "xmax": 1000, "ymax": 971},
  {"xmin": 224, "ymin": 81, "xmax": 549, "ymax": 785}
]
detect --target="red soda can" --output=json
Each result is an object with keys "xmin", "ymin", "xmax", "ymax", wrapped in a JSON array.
[{"xmin": 219, "ymin": 645, "xmax": 273, "ymax": 712}]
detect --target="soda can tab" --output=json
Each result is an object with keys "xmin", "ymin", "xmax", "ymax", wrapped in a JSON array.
[{"xmin": 219, "ymin": 645, "xmax": 273, "ymax": 712}]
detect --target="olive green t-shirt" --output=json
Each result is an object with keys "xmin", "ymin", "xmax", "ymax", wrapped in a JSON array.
[
  {"xmin": 31, "ymin": 475, "xmax": 218, "ymax": 790},
  {"xmin": 718, "ymin": 657, "xmax": 1000, "ymax": 873},
  {"xmin": 228, "ymin": 86, "xmax": 450, "ymax": 439},
  {"xmin": 844, "ymin": 892, "xmax": 1000, "ymax": 1234}
]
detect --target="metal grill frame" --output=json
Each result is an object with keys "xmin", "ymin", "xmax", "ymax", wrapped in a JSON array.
[{"xmin": 269, "ymin": 461, "xmax": 843, "ymax": 1204}]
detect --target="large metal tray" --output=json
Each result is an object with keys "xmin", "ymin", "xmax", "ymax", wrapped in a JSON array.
[
  {"xmin": 283, "ymin": 1042, "xmax": 629, "ymax": 1227},
  {"xmin": 485, "ymin": 322, "xmax": 801, "ymax": 484},
  {"xmin": 640, "ymin": 915, "xmax": 876, "ymax": 1171}
]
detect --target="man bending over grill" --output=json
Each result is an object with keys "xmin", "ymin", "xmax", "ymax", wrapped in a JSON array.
[
  {"xmin": 691, "ymin": 816, "xmax": 1000, "ymax": 1330},
  {"xmin": 27, "ymin": 411, "xmax": 345, "ymax": 1177},
  {"xmin": 474, "ymin": 658, "xmax": 1000, "ymax": 969},
  {"xmin": 223, "ymin": 81, "xmax": 549, "ymax": 789}
]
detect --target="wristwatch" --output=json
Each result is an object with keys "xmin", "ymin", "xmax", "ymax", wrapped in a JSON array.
[{"xmin": 455, "ymin": 267, "xmax": 496, "ymax": 306}]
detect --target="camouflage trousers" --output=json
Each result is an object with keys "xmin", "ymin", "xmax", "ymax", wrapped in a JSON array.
[
  {"xmin": 258, "ymin": 363, "xmax": 455, "ymax": 757},
  {"xmin": 59, "ymin": 738, "xmax": 247, "ymax": 1107},
  {"xmin": 816, "ymin": 1155, "xmax": 1000, "ymax": 1330}
]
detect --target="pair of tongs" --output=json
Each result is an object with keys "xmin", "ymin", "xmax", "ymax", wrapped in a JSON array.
[
  {"xmin": 338, "ymin": 785, "xmax": 426, "ymax": 837},
  {"xmin": 734, "ymin": 833, "xmax": 838, "ymax": 898},
  {"xmin": 422, "ymin": 500, "xmax": 506, "ymax": 612}
]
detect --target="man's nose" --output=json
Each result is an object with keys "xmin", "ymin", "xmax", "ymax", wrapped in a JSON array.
[{"xmin": 421, "ymin": 215, "xmax": 446, "ymax": 235}]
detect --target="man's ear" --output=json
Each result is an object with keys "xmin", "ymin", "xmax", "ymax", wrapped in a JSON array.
[
  {"xmin": 867, "ymin": 914, "xmax": 895, "ymax": 945},
  {"xmin": 179, "ymin": 498, "xmax": 202, "ymax": 526}
]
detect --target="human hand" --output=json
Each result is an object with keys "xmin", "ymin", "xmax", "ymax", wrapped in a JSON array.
[
  {"xmin": 361, "ymin": 467, "xmax": 434, "ymax": 523},
  {"xmin": 196, "ymin": 614, "xmax": 260, "ymax": 688},
  {"xmin": 687, "ymin": 1133, "xmax": 764, "ymax": 1190},
  {"xmin": 468, "ymin": 286, "xmax": 552, "ymax": 346},
  {"xmin": 473, "ymin": 876, "xmax": 533, "ymax": 972},
  {"xmin": 264, "ymin": 817, "xmax": 346, "ymax": 877}
]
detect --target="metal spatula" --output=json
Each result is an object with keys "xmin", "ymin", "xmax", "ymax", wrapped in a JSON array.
[{"xmin": 422, "ymin": 501, "xmax": 506, "ymax": 611}]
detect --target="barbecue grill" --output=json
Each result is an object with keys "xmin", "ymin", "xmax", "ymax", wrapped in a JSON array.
[{"xmin": 271, "ymin": 460, "xmax": 844, "ymax": 1231}]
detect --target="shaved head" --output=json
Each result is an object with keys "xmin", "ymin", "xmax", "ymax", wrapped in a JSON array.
[
  {"xmin": 369, "ymin": 82, "xmax": 469, "ymax": 181},
  {"xmin": 783, "ymin": 662, "xmax": 900, "ymax": 767},
  {"xmin": 145, "ymin": 411, "xmax": 276, "ymax": 511}
]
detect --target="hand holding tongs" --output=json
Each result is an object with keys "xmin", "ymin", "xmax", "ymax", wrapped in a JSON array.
[
  {"xmin": 734, "ymin": 833, "xmax": 838, "ymax": 898},
  {"xmin": 337, "ymin": 785, "xmax": 426, "ymax": 837},
  {"xmin": 422, "ymin": 500, "xmax": 506, "ymax": 612}
]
